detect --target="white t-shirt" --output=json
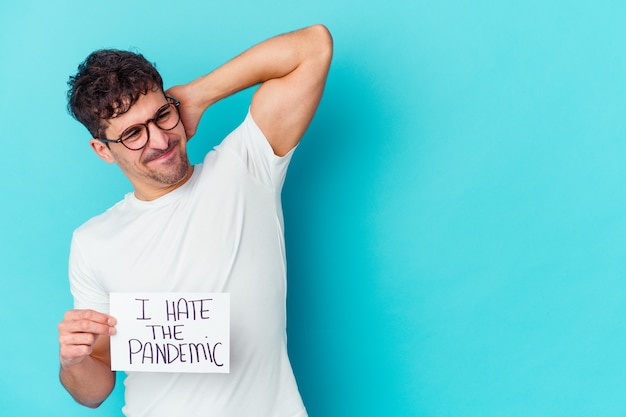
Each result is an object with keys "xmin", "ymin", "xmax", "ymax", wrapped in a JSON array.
[{"xmin": 69, "ymin": 112, "xmax": 307, "ymax": 417}]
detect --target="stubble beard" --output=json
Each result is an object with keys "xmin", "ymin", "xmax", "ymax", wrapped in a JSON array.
[
  {"xmin": 145, "ymin": 149, "xmax": 191, "ymax": 186},
  {"xmin": 135, "ymin": 137, "xmax": 192, "ymax": 187}
]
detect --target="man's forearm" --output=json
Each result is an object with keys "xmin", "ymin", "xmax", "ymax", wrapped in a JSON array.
[
  {"xmin": 60, "ymin": 357, "xmax": 115, "ymax": 408},
  {"xmin": 188, "ymin": 24, "xmax": 331, "ymax": 110}
]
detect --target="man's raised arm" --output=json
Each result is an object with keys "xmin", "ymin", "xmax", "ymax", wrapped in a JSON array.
[{"xmin": 167, "ymin": 24, "xmax": 333, "ymax": 156}]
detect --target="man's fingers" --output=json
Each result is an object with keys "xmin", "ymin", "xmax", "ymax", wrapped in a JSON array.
[
  {"xmin": 58, "ymin": 309, "xmax": 116, "ymax": 367},
  {"xmin": 59, "ymin": 329, "xmax": 111, "ymax": 349},
  {"xmin": 59, "ymin": 319, "xmax": 115, "ymax": 336},
  {"xmin": 60, "ymin": 344, "xmax": 94, "ymax": 367},
  {"xmin": 59, "ymin": 309, "xmax": 117, "ymax": 337},
  {"xmin": 63, "ymin": 309, "xmax": 116, "ymax": 326}
]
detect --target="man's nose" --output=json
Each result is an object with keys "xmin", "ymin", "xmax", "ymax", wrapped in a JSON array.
[{"xmin": 146, "ymin": 122, "xmax": 169, "ymax": 150}]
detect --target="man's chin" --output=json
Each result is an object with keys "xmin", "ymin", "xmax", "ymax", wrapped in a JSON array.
[{"xmin": 149, "ymin": 159, "xmax": 192, "ymax": 187}]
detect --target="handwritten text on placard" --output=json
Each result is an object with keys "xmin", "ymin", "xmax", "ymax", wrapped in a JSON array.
[{"xmin": 110, "ymin": 293, "xmax": 230, "ymax": 373}]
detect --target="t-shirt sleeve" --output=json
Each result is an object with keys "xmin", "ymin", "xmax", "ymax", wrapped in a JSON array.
[
  {"xmin": 211, "ymin": 110, "xmax": 296, "ymax": 192},
  {"xmin": 68, "ymin": 231, "xmax": 110, "ymax": 314}
]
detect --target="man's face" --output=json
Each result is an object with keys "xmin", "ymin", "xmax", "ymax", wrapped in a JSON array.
[{"xmin": 90, "ymin": 90, "xmax": 192, "ymax": 200}]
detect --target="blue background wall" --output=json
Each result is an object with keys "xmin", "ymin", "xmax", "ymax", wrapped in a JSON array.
[{"xmin": 2, "ymin": 0, "xmax": 626, "ymax": 416}]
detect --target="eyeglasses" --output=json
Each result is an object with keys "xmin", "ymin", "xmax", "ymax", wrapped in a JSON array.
[{"xmin": 97, "ymin": 96, "xmax": 181, "ymax": 151}]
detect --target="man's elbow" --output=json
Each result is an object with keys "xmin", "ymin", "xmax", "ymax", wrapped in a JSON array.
[
  {"xmin": 68, "ymin": 392, "xmax": 107, "ymax": 409},
  {"xmin": 308, "ymin": 24, "xmax": 334, "ymax": 64},
  {"xmin": 84, "ymin": 400, "xmax": 105, "ymax": 409}
]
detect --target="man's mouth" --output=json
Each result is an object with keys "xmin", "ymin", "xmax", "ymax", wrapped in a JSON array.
[{"xmin": 143, "ymin": 140, "xmax": 178, "ymax": 164}]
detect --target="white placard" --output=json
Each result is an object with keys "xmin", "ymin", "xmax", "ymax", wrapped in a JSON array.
[{"xmin": 110, "ymin": 292, "xmax": 230, "ymax": 373}]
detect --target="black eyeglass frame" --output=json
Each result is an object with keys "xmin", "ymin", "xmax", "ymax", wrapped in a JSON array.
[{"xmin": 96, "ymin": 95, "xmax": 181, "ymax": 151}]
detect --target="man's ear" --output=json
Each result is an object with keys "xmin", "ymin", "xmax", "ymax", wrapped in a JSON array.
[{"xmin": 89, "ymin": 139, "xmax": 116, "ymax": 164}]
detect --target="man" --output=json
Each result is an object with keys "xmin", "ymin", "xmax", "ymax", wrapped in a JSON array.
[{"xmin": 57, "ymin": 24, "xmax": 332, "ymax": 417}]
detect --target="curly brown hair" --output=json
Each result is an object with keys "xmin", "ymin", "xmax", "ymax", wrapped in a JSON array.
[{"xmin": 67, "ymin": 49, "xmax": 164, "ymax": 138}]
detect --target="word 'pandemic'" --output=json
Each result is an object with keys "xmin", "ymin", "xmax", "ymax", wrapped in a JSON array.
[{"xmin": 128, "ymin": 339, "xmax": 224, "ymax": 366}]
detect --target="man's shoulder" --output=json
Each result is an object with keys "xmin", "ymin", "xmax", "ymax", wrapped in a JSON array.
[{"xmin": 73, "ymin": 195, "xmax": 131, "ymax": 241}]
